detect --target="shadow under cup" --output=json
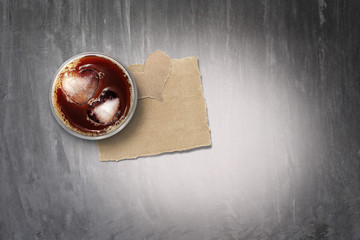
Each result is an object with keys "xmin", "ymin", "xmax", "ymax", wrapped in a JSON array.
[{"xmin": 50, "ymin": 53, "xmax": 138, "ymax": 140}]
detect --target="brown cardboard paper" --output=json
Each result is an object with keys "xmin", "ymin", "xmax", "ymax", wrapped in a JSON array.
[
  {"xmin": 132, "ymin": 50, "xmax": 171, "ymax": 100},
  {"xmin": 97, "ymin": 51, "xmax": 211, "ymax": 161}
]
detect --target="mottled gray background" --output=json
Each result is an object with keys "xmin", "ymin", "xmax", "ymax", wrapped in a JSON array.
[{"xmin": 1, "ymin": 0, "xmax": 360, "ymax": 239}]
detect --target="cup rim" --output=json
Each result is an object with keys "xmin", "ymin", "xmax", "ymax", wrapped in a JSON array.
[{"xmin": 49, "ymin": 52, "xmax": 138, "ymax": 140}]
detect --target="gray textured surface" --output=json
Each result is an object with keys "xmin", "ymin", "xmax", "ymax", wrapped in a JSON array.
[{"xmin": 1, "ymin": 0, "xmax": 360, "ymax": 239}]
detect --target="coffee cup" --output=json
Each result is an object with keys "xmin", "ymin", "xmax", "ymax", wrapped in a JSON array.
[{"xmin": 50, "ymin": 53, "xmax": 137, "ymax": 140}]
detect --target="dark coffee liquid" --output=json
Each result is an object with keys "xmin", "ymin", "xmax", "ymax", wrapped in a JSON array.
[{"xmin": 54, "ymin": 55, "xmax": 132, "ymax": 135}]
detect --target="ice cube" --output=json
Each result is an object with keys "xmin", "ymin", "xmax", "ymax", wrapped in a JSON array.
[
  {"xmin": 87, "ymin": 89, "xmax": 121, "ymax": 124},
  {"xmin": 61, "ymin": 69, "xmax": 99, "ymax": 104},
  {"xmin": 92, "ymin": 98, "xmax": 120, "ymax": 124}
]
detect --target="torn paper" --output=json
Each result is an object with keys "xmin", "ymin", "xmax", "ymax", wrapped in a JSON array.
[
  {"xmin": 132, "ymin": 50, "xmax": 171, "ymax": 100},
  {"xmin": 97, "ymin": 51, "xmax": 211, "ymax": 161}
]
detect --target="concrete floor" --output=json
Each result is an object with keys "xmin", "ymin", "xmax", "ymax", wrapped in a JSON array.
[{"xmin": 1, "ymin": 0, "xmax": 360, "ymax": 239}]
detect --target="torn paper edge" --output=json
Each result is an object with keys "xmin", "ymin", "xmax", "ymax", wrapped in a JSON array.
[
  {"xmin": 130, "ymin": 50, "xmax": 172, "ymax": 101},
  {"xmin": 100, "ymin": 142, "xmax": 212, "ymax": 162}
]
